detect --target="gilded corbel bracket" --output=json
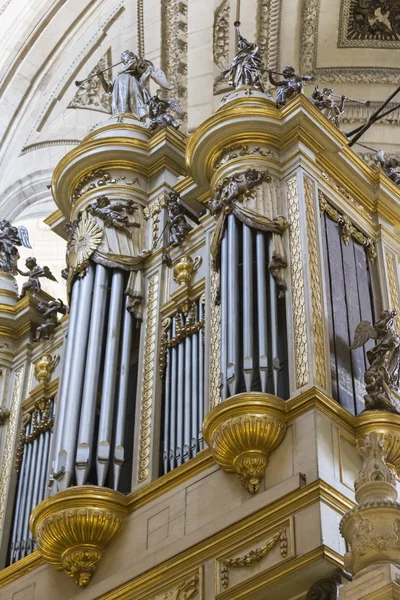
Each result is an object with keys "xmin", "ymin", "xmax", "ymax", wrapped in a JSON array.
[
  {"xmin": 203, "ymin": 392, "xmax": 287, "ymax": 494},
  {"xmin": 30, "ymin": 486, "xmax": 128, "ymax": 587}
]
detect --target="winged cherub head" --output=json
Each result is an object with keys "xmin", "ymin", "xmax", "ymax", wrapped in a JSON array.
[{"xmin": 25, "ymin": 257, "xmax": 37, "ymax": 270}]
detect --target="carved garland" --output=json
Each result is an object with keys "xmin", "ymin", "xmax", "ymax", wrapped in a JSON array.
[
  {"xmin": 220, "ymin": 528, "xmax": 287, "ymax": 589},
  {"xmin": 257, "ymin": 0, "xmax": 281, "ymax": 88},
  {"xmin": 137, "ymin": 274, "xmax": 159, "ymax": 483},
  {"xmin": 144, "ymin": 196, "xmax": 167, "ymax": 249},
  {"xmin": 162, "ymin": 0, "xmax": 188, "ymax": 124},
  {"xmin": 304, "ymin": 176, "xmax": 326, "ymax": 388},
  {"xmin": 318, "ymin": 191, "xmax": 377, "ymax": 263},
  {"xmin": 210, "ymin": 271, "xmax": 222, "ymax": 409},
  {"xmin": 385, "ymin": 250, "xmax": 400, "ymax": 334},
  {"xmin": 0, "ymin": 366, "xmax": 24, "ymax": 532},
  {"xmin": 287, "ymin": 176, "xmax": 309, "ymax": 388}
]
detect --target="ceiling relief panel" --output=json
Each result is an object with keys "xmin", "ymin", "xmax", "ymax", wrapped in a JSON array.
[
  {"xmin": 301, "ymin": 0, "xmax": 400, "ymax": 83},
  {"xmin": 68, "ymin": 48, "xmax": 112, "ymax": 114},
  {"xmin": 338, "ymin": 0, "xmax": 400, "ymax": 48}
]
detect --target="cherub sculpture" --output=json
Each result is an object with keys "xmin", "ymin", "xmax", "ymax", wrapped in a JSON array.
[
  {"xmin": 18, "ymin": 257, "xmax": 57, "ymax": 299},
  {"xmin": 223, "ymin": 22, "xmax": 265, "ymax": 91},
  {"xmin": 35, "ymin": 299, "xmax": 67, "ymax": 342},
  {"xmin": 147, "ymin": 92, "xmax": 183, "ymax": 131},
  {"xmin": 311, "ymin": 86, "xmax": 347, "ymax": 128},
  {"xmin": 0, "ymin": 220, "xmax": 31, "ymax": 274},
  {"xmin": 96, "ymin": 50, "xmax": 171, "ymax": 119},
  {"xmin": 166, "ymin": 191, "xmax": 193, "ymax": 247},
  {"xmin": 86, "ymin": 196, "xmax": 139, "ymax": 236},
  {"xmin": 351, "ymin": 309, "xmax": 400, "ymax": 412},
  {"xmin": 268, "ymin": 66, "xmax": 313, "ymax": 107},
  {"xmin": 377, "ymin": 151, "xmax": 400, "ymax": 187}
]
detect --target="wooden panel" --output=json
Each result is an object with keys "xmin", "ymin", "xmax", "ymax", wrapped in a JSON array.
[{"xmin": 325, "ymin": 217, "xmax": 355, "ymax": 414}]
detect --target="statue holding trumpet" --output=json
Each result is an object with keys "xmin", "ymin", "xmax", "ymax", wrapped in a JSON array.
[{"xmin": 311, "ymin": 86, "xmax": 370, "ymax": 128}]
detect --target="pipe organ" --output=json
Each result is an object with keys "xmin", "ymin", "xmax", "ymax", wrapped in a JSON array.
[{"xmin": 1, "ymin": 91, "xmax": 400, "ymax": 600}]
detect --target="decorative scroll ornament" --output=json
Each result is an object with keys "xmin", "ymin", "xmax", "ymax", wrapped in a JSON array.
[
  {"xmin": 209, "ymin": 168, "xmax": 288, "ymax": 294},
  {"xmin": 35, "ymin": 299, "xmax": 67, "ymax": 342},
  {"xmin": 68, "ymin": 50, "xmax": 112, "ymax": 114},
  {"xmin": 166, "ymin": 191, "xmax": 193, "ymax": 247},
  {"xmin": 30, "ymin": 486, "xmax": 128, "ymax": 587},
  {"xmin": 72, "ymin": 168, "xmax": 140, "ymax": 204},
  {"xmin": 152, "ymin": 575, "xmax": 199, "ymax": 600},
  {"xmin": 318, "ymin": 192, "xmax": 377, "ymax": 263},
  {"xmin": 221, "ymin": 528, "xmax": 286, "ymax": 589},
  {"xmin": 214, "ymin": 144, "xmax": 276, "ymax": 170},
  {"xmin": 0, "ymin": 220, "xmax": 31, "ymax": 274},
  {"xmin": 17, "ymin": 257, "xmax": 57, "ymax": 299},
  {"xmin": 34, "ymin": 354, "xmax": 60, "ymax": 386},
  {"xmin": 306, "ymin": 568, "xmax": 352, "ymax": 599},
  {"xmin": 203, "ymin": 392, "xmax": 287, "ymax": 494},
  {"xmin": 223, "ymin": 22, "xmax": 265, "ymax": 92},
  {"xmin": 350, "ymin": 309, "xmax": 400, "ymax": 413},
  {"xmin": 213, "ymin": 0, "xmax": 230, "ymax": 71},
  {"xmin": 86, "ymin": 196, "xmax": 140, "ymax": 236},
  {"xmin": 66, "ymin": 211, "xmax": 103, "ymax": 282}
]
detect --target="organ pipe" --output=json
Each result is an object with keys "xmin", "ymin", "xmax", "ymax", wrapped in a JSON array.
[
  {"xmin": 242, "ymin": 224, "xmax": 254, "ymax": 392},
  {"xmin": 256, "ymin": 231, "xmax": 269, "ymax": 393},
  {"xmin": 227, "ymin": 214, "xmax": 239, "ymax": 396}
]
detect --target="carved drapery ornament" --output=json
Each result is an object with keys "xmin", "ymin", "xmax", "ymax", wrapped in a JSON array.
[
  {"xmin": 208, "ymin": 168, "xmax": 288, "ymax": 294},
  {"xmin": 350, "ymin": 309, "xmax": 400, "ymax": 413},
  {"xmin": 318, "ymin": 191, "xmax": 376, "ymax": 263}
]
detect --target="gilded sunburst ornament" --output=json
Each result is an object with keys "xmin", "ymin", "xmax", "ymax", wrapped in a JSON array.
[{"xmin": 66, "ymin": 211, "xmax": 103, "ymax": 283}]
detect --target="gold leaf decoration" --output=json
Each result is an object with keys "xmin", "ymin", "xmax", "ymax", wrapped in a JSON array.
[{"xmin": 68, "ymin": 211, "xmax": 103, "ymax": 272}]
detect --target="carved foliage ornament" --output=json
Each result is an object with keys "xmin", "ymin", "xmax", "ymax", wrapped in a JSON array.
[
  {"xmin": 213, "ymin": 0, "xmax": 230, "ymax": 71},
  {"xmin": 151, "ymin": 575, "xmax": 199, "ymax": 600},
  {"xmin": 318, "ymin": 192, "xmax": 376, "ymax": 263},
  {"xmin": 68, "ymin": 49, "xmax": 112, "ymax": 113},
  {"xmin": 72, "ymin": 169, "xmax": 140, "ymax": 204}
]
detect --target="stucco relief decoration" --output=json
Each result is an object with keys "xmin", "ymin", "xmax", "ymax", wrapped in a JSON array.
[
  {"xmin": 213, "ymin": 0, "xmax": 230, "ymax": 71},
  {"xmin": 68, "ymin": 49, "xmax": 112, "ymax": 113},
  {"xmin": 151, "ymin": 575, "xmax": 199, "ymax": 600},
  {"xmin": 339, "ymin": 0, "xmax": 400, "ymax": 48}
]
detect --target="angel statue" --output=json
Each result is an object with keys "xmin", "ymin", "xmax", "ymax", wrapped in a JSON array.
[
  {"xmin": 166, "ymin": 191, "xmax": 193, "ymax": 247},
  {"xmin": 223, "ymin": 22, "xmax": 265, "ymax": 92},
  {"xmin": 351, "ymin": 309, "xmax": 400, "ymax": 413},
  {"xmin": 268, "ymin": 66, "xmax": 313, "ymax": 107},
  {"xmin": 377, "ymin": 151, "xmax": 400, "ymax": 188},
  {"xmin": 17, "ymin": 257, "xmax": 57, "ymax": 299},
  {"xmin": 0, "ymin": 219, "xmax": 31, "ymax": 275},
  {"xmin": 147, "ymin": 91, "xmax": 183, "ymax": 131},
  {"xmin": 96, "ymin": 50, "xmax": 171, "ymax": 119},
  {"xmin": 35, "ymin": 299, "xmax": 67, "ymax": 342}
]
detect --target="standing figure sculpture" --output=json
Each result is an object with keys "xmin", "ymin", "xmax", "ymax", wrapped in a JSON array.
[
  {"xmin": 96, "ymin": 50, "xmax": 171, "ymax": 119},
  {"xmin": 268, "ymin": 66, "xmax": 313, "ymax": 107},
  {"xmin": 223, "ymin": 22, "xmax": 265, "ymax": 92},
  {"xmin": 377, "ymin": 151, "xmax": 400, "ymax": 187},
  {"xmin": 166, "ymin": 191, "xmax": 193, "ymax": 247},
  {"xmin": 351, "ymin": 309, "xmax": 400, "ymax": 413},
  {"xmin": 0, "ymin": 220, "xmax": 31, "ymax": 274},
  {"xmin": 18, "ymin": 257, "xmax": 57, "ymax": 299},
  {"xmin": 35, "ymin": 299, "xmax": 67, "ymax": 342},
  {"xmin": 147, "ymin": 92, "xmax": 183, "ymax": 131},
  {"xmin": 311, "ymin": 87, "xmax": 347, "ymax": 128}
]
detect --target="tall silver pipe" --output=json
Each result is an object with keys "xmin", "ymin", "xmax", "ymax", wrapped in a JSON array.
[
  {"xmin": 40, "ymin": 429, "xmax": 51, "ymax": 503},
  {"xmin": 256, "ymin": 232, "xmax": 269, "ymax": 392},
  {"xmin": 96, "ymin": 270, "xmax": 124, "ymax": 486},
  {"xmin": 163, "ymin": 329, "xmax": 171, "ymax": 475},
  {"xmin": 11, "ymin": 421, "xmax": 30, "ymax": 563},
  {"xmin": 75, "ymin": 264, "xmax": 109, "ymax": 486},
  {"xmin": 191, "ymin": 304, "xmax": 198, "ymax": 457},
  {"xmin": 51, "ymin": 278, "xmax": 81, "ymax": 481},
  {"xmin": 113, "ymin": 296, "xmax": 134, "ymax": 490},
  {"xmin": 14, "ymin": 421, "xmax": 33, "ymax": 561},
  {"xmin": 183, "ymin": 334, "xmax": 191, "ymax": 462},
  {"xmin": 57, "ymin": 264, "xmax": 95, "ymax": 490},
  {"xmin": 227, "ymin": 215, "xmax": 239, "ymax": 397},
  {"xmin": 176, "ymin": 329, "xmax": 184, "ymax": 467},
  {"xmin": 28, "ymin": 431, "xmax": 44, "ymax": 554},
  {"xmin": 220, "ymin": 231, "xmax": 228, "ymax": 401},
  {"xmin": 268, "ymin": 236, "xmax": 279, "ymax": 394},
  {"xmin": 169, "ymin": 320, "xmax": 177, "ymax": 472},
  {"xmin": 242, "ymin": 224, "xmax": 254, "ymax": 392},
  {"xmin": 22, "ymin": 433, "xmax": 39, "ymax": 557},
  {"xmin": 198, "ymin": 301, "xmax": 204, "ymax": 450}
]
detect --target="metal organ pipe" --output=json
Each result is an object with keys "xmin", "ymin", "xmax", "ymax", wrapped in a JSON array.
[
  {"xmin": 220, "ymin": 232, "xmax": 228, "ymax": 401},
  {"xmin": 113, "ymin": 296, "xmax": 134, "ymax": 490},
  {"xmin": 256, "ymin": 232, "xmax": 269, "ymax": 393},
  {"xmin": 169, "ymin": 320, "xmax": 177, "ymax": 472},
  {"xmin": 242, "ymin": 224, "xmax": 254, "ymax": 392},
  {"xmin": 12, "ymin": 420, "xmax": 32, "ymax": 562},
  {"xmin": 96, "ymin": 270, "xmax": 124, "ymax": 487},
  {"xmin": 191, "ymin": 304, "xmax": 198, "ymax": 458},
  {"xmin": 269, "ymin": 236, "xmax": 279, "ymax": 395},
  {"xmin": 198, "ymin": 301, "xmax": 204, "ymax": 451},
  {"xmin": 227, "ymin": 214, "xmax": 239, "ymax": 396},
  {"xmin": 163, "ymin": 328, "xmax": 171, "ymax": 475},
  {"xmin": 176, "ymin": 329, "xmax": 184, "ymax": 467},
  {"xmin": 57, "ymin": 264, "xmax": 95, "ymax": 490},
  {"xmin": 75, "ymin": 264, "xmax": 109, "ymax": 486},
  {"xmin": 184, "ymin": 332, "xmax": 192, "ymax": 463}
]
